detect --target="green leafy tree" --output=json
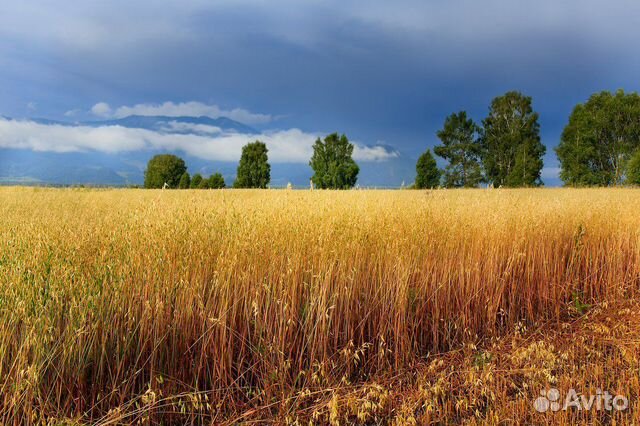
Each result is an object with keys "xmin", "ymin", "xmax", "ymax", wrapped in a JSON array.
[
  {"xmin": 178, "ymin": 172, "xmax": 191, "ymax": 189},
  {"xmin": 309, "ymin": 133, "xmax": 359, "ymax": 189},
  {"xmin": 234, "ymin": 141, "xmax": 271, "ymax": 188},
  {"xmin": 190, "ymin": 173, "xmax": 203, "ymax": 189},
  {"xmin": 480, "ymin": 91, "xmax": 546, "ymax": 187},
  {"xmin": 144, "ymin": 154, "xmax": 187, "ymax": 188},
  {"xmin": 415, "ymin": 149, "xmax": 441, "ymax": 189},
  {"xmin": 208, "ymin": 173, "xmax": 226, "ymax": 189},
  {"xmin": 198, "ymin": 177, "xmax": 209, "ymax": 189},
  {"xmin": 434, "ymin": 111, "xmax": 483, "ymax": 187},
  {"xmin": 556, "ymin": 90, "xmax": 640, "ymax": 186},
  {"xmin": 626, "ymin": 149, "xmax": 640, "ymax": 185}
]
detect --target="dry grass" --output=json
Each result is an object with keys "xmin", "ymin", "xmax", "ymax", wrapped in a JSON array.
[
  {"xmin": 0, "ymin": 187, "xmax": 639, "ymax": 424},
  {"xmin": 313, "ymin": 299, "xmax": 640, "ymax": 425}
]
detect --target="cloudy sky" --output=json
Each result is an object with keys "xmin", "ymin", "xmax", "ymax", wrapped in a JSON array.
[{"xmin": 1, "ymin": 0, "xmax": 640, "ymax": 185}]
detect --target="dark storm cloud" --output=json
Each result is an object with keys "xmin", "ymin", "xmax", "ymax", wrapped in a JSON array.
[{"xmin": 1, "ymin": 0, "xmax": 639, "ymax": 184}]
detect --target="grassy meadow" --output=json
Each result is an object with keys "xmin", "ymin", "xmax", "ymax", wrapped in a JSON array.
[{"xmin": 1, "ymin": 187, "xmax": 639, "ymax": 424}]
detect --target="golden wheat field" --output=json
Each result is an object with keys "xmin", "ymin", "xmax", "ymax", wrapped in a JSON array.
[{"xmin": 1, "ymin": 187, "xmax": 640, "ymax": 425}]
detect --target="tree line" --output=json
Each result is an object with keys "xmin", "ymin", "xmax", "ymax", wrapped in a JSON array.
[
  {"xmin": 416, "ymin": 89, "xmax": 640, "ymax": 188},
  {"xmin": 416, "ymin": 91, "xmax": 546, "ymax": 188},
  {"xmin": 144, "ymin": 133, "xmax": 360, "ymax": 189},
  {"xmin": 146, "ymin": 89, "xmax": 640, "ymax": 189}
]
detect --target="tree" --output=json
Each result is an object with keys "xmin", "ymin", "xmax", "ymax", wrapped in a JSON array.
[
  {"xmin": 434, "ymin": 111, "xmax": 483, "ymax": 187},
  {"xmin": 144, "ymin": 154, "xmax": 187, "ymax": 189},
  {"xmin": 197, "ymin": 177, "xmax": 209, "ymax": 189},
  {"xmin": 627, "ymin": 149, "xmax": 640, "ymax": 185},
  {"xmin": 415, "ymin": 149, "xmax": 441, "ymax": 189},
  {"xmin": 556, "ymin": 90, "xmax": 640, "ymax": 186},
  {"xmin": 190, "ymin": 173, "xmax": 203, "ymax": 189},
  {"xmin": 309, "ymin": 133, "xmax": 359, "ymax": 189},
  {"xmin": 234, "ymin": 141, "xmax": 271, "ymax": 188},
  {"xmin": 178, "ymin": 172, "xmax": 191, "ymax": 189},
  {"xmin": 208, "ymin": 173, "xmax": 226, "ymax": 189},
  {"xmin": 480, "ymin": 91, "xmax": 546, "ymax": 187}
]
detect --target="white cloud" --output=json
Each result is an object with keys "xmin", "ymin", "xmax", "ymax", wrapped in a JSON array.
[
  {"xmin": 91, "ymin": 102, "xmax": 112, "ymax": 118},
  {"xmin": 103, "ymin": 101, "xmax": 273, "ymax": 125},
  {"xmin": 0, "ymin": 119, "xmax": 145, "ymax": 153},
  {"xmin": 0, "ymin": 118, "xmax": 398, "ymax": 163},
  {"xmin": 353, "ymin": 145, "xmax": 399, "ymax": 162}
]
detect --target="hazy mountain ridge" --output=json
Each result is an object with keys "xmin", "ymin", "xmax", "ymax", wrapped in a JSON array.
[{"xmin": 80, "ymin": 115, "xmax": 259, "ymax": 134}]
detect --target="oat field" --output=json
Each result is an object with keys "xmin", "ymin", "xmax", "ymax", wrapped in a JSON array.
[{"xmin": 1, "ymin": 187, "xmax": 639, "ymax": 424}]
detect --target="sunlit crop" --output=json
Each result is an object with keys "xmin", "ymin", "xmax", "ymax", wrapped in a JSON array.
[{"xmin": 1, "ymin": 187, "xmax": 639, "ymax": 424}]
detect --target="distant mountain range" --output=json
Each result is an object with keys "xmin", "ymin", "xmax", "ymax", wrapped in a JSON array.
[
  {"xmin": 26, "ymin": 115, "xmax": 259, "ymax": 134},
  {"xmin": 0, "ymin": 115, "xmax": 414, "ymax": 187}
]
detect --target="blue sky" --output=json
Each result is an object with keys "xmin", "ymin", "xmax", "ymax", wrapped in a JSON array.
[{"xmin": 1, "ymin": 0, "xmax": 640, "ymax": 185}]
